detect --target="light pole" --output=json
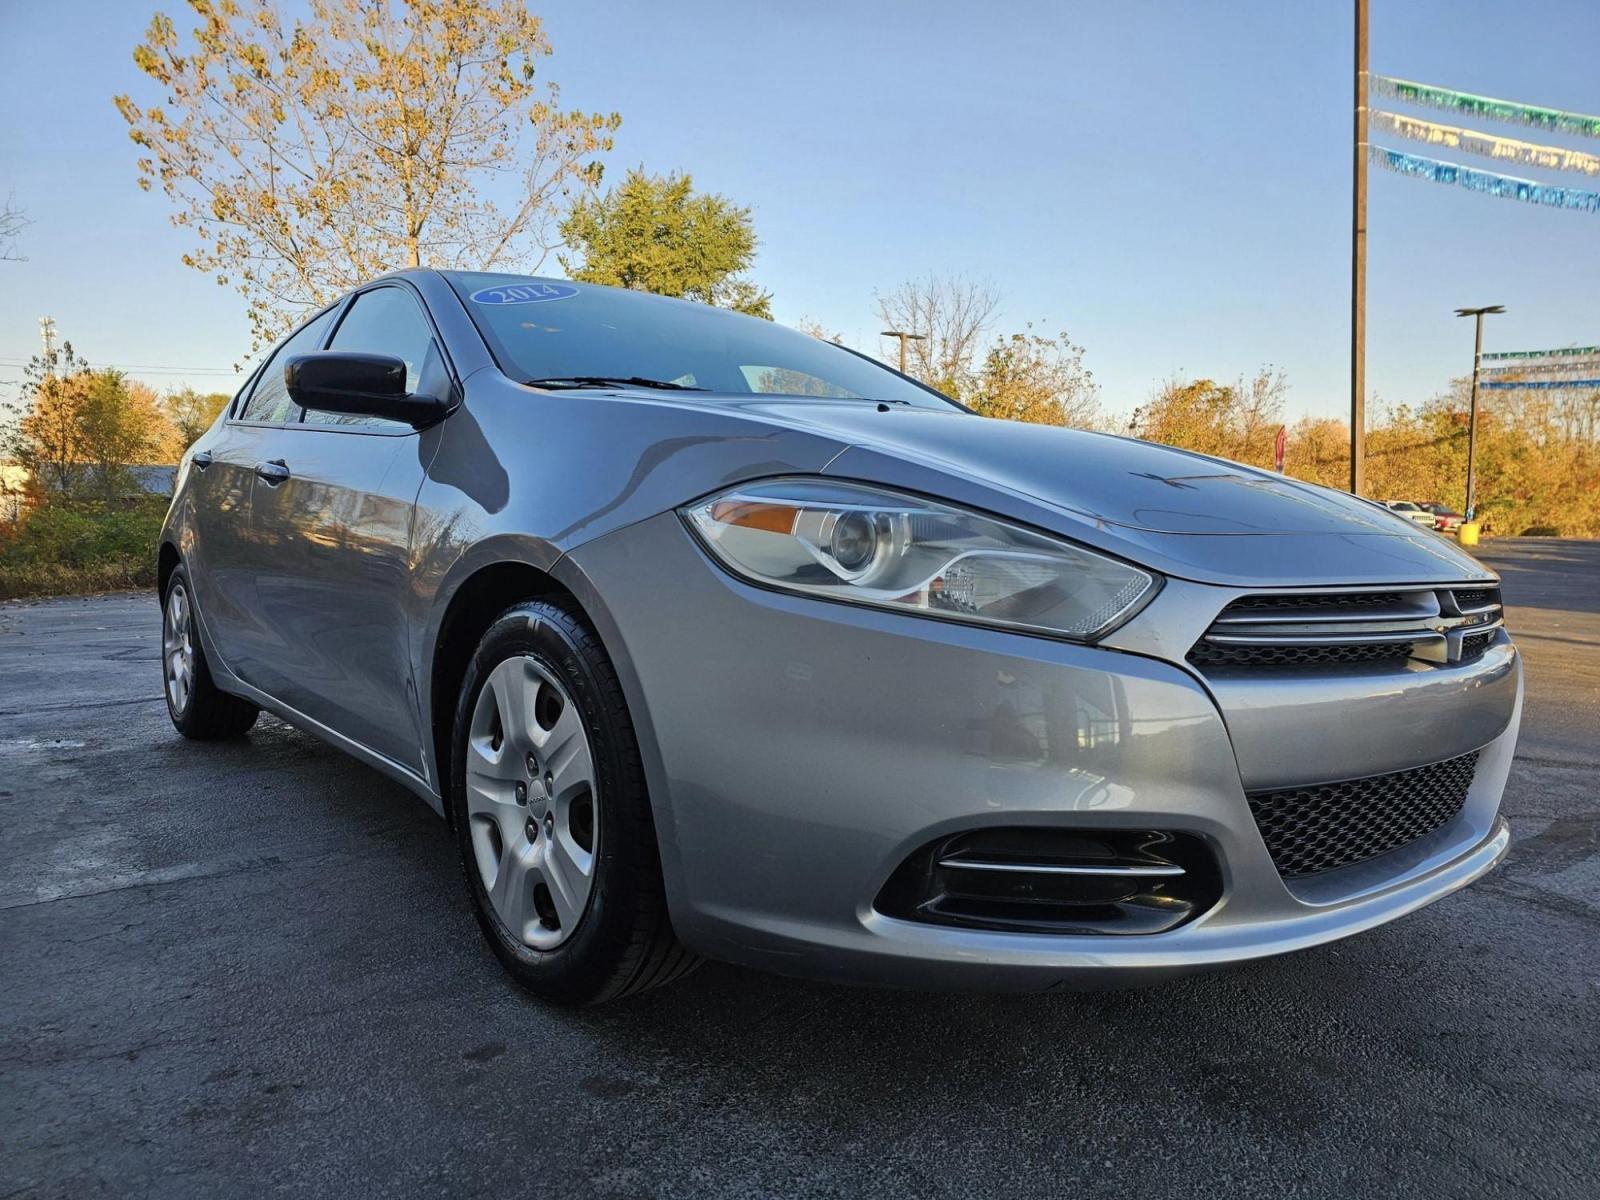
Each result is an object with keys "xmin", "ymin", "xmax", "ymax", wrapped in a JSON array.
[
  {"xmin": 1350, "ymin": 0, "xmax": 1369, "ymax": 495},
  {"xmin": 1454, "ymin": 305, "xmax": 1504, "ymax": 521},
  {"xmin": 880, "ymin": 330, "xmax": 926, "ymax": 375}
]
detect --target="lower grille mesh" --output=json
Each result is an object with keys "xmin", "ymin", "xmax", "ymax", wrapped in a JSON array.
[{"xmin": 1247, "ymin": 751, "xmax": 1479, "ymax": 878}]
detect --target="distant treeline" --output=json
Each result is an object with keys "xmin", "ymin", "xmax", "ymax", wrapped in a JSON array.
[{"xmin": 1127, "ymin": 372, "xmax": 1597, "ymax": 538}]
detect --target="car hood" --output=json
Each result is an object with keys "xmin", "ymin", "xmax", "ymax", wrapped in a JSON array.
[{"xmin": 615, "ymin": 392, "xmax": 1494, "ymax": 587}]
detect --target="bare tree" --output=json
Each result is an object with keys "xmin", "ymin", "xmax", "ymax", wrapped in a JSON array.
[
  {"xmin": 0, "ymin": 194, "xmax": 28, "ymax": 261},
  {"xmin": 874, "ymin": 274, "xmax": 999, "ymax": 394}
]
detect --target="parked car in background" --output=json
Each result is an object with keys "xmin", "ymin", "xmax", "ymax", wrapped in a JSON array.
[
  {"xmin": 157, "ymin": 269, "xmax": 1520, "ymax": 1004},
  {"xmin": 1383, "ymin": 500, "xmax": 1438, "ymax": 528},
  {"xmin": 1416, "ymin": 502, "xmax": 1465, "ymax": 534}
]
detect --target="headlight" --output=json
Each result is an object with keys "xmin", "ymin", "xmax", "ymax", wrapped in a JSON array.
[{"xmin": 681, "ymin": 479, "xmax": 1158, "ymax": 640}]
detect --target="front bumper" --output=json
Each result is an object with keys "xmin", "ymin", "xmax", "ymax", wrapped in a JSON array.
[{"xmin": 559, "ymin": 513, "xmax": 1522, "ymax": 990}]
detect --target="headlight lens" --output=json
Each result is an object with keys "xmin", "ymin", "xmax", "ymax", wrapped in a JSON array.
[{"xmin": 681, "ymin": 479, "xmax": 1157, "ymax": 640}]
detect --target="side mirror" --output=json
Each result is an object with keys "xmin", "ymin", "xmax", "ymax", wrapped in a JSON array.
[{"xmin": 284, "ymin": 352, "xmax": 451, "ymax": 427}]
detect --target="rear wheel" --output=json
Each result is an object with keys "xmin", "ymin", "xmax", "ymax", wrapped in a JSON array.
[
  {"xmin": 450, "ymin": 600, "xmax": 697, "ymax": 1004},
  {"xmin": 162, "ymin": 565, "xmax": 259, "ymax": 740}
]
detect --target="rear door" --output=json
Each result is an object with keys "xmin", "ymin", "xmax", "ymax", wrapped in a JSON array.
[
  {"xmin": 235, "ymin": 283, "xmax": 455, "ymax": 772},
  {"xmin": 187, "ymin": 305, "xmax": 340, "ymax": 672}
]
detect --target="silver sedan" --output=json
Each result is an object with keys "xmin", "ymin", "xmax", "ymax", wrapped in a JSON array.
[{"xmin": 159, "ymin": 270, "xmax": 1520, "ymax": 1003}]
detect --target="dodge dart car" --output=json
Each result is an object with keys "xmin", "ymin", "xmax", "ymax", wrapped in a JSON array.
[{"xmin": 159, "ymin": 270, "xmax": 1520, "ymax": 1003}]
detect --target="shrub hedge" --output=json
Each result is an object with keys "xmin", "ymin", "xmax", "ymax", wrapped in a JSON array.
[{"xmin": 0, "ymin": 498, "xmax": 166, "ymax": 599}]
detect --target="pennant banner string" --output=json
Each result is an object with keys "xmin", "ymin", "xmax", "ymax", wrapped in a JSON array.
[
  {"xmin": 1480, "ymin": 379, "xmax": 1600, "ymax": 391},
  {"xmin": 1482, "ymin": 360, "xmax": 1600, "ymax": 378},
  {"xmin": 1368, "ymin": 146, "xmax": 1600, "ymax": 214},
  {"xmin": 1370, "ymin": 75, "xmax": 1600, "ymax": 139},
  {"xmin": 1483, "ymin": 346, "xmax": 1600, "ymax": 360},
  {"xmin": 1371, "ymin": 111, "xmax": 1600, "ymax": 176}
]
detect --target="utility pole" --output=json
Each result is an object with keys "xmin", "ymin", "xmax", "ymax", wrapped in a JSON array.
[
  {"xmin": 1454, "ymin": 305, "xmax": 1504, "ymax": 521},
  {"xmin": 39, "ymin": 315, "xmax": 57, "ymax": 376},
  {"xmin": 1350, "ymin": 0, "xmax": 1369, "ymax": 495},
  {"xmin": 880, "ymin": 330, "xmax": 926, "ymax": 376}
]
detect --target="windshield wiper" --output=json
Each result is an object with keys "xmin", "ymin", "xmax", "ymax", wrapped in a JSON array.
[{"xmin": 524, "ymin": 375, "xmax": 705, "ymax": 392}]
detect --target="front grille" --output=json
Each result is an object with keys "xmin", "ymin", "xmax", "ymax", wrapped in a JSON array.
[
  {"xmin": 1188, "ymin": 639, "xmax": 1414, "ymax": 669},
  {"xmin": 1451, "ymin": 587, "xmax": 1500, "ymax": 611},
  {"xmin": 1247, "ymin": 751, "xmax": 1479, "ymax": 878},
  {"xmin": 1188, "ymin": 585, "xmax": 1504, "ymax": 673},
  {"xmin": 1229, "ymin": 591, "xmax": 1404, "ymax": 613}
]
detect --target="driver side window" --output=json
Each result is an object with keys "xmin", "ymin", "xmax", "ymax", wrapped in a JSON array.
[
  {"xmin": 237, "ymin": 307, "xmax": 337, "ymax": 424},
  {"xmin": 305, "ymin": 286, "xmax": 446, "ymax": 429}
]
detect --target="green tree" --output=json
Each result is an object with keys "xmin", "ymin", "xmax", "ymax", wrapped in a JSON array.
[
  {"xmin": 75, "ymin": 371, "xmax": 166, "ymax": 496},
  {"xmin": 115, "ymin": 0, "xmax": 620, "ymax": 349},
  {"xmin": 559, "ymin": 168, "xmax": 772, "ymax": 317}
]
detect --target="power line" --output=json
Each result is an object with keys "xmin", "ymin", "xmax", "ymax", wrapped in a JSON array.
[{"xmin": 0, "ymin": 358, "xmax": 240, "ymax": 375}]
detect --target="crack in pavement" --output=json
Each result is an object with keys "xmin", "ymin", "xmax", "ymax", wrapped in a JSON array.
[{"xmin": 0, "ymin": 695, "xmax": 163, "ymax": 718}]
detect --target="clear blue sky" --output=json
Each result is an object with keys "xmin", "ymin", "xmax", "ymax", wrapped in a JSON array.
[{"xmin": 1, "ymin": 0, "xmax": 1596, "ymax": 426}]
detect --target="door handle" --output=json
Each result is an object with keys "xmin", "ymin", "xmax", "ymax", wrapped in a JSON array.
[
  {"xmin": 191, "ymin": 451, "xmax": 213, "ymax": 470},
  {"xmin": 255, "ymin": 459, "xmax": 291, "ymax": 486}
]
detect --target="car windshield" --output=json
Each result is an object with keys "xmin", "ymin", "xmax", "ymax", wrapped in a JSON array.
[{"xmin": 447, "ymin": 272, "xmax": 959, "ymax": 411}]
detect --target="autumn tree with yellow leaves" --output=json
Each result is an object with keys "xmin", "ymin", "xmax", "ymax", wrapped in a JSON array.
[
  {"xmin": 1129, "ymin": 371, "xmax": 1288, "ymax": 463},
  {"xmin": 967, "ymin": 327, "xmax": 1100, "ymax": 428},
  {"xmin": 115, "ymin": 0, "xmax": 620, "ymax": 349},
  {"xmin": 1127, "ymin": 371, "xmax": 1600, "ymax": 538},
  {"xmin": 1, "ymin": 344, "xmax": 180, "ymax": 500}
]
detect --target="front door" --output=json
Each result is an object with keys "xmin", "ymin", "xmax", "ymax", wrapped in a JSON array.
[
  {"xmin": 189, "ymin": 305, "xmax": 340, "ymax": 673},
  {"xmin": 236, "ymin": 283, "xmax": 454, "ymax": 774}
]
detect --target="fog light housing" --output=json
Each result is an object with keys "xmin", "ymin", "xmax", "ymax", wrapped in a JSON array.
[{"xmin": 874, "ymin": 827, "xmax": 1221, "ymax": 935}]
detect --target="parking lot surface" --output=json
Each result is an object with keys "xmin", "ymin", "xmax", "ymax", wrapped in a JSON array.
[{"xmin": 2, "ymin": 539, "xmax": 1596, "ymax": 1198}]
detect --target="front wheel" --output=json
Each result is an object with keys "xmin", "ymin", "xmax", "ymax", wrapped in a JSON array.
[
  {"xmin": 162, "ymin": 565, "xmax": 259, "ymax": 740},
  {"xmin": 450, "ymin": 599, "xmax": 697, "ymax": 1004}
]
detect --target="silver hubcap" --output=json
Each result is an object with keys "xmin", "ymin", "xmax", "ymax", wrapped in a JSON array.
[
  {"xmin": 163, "ymin": 583, "xmax": 195, "ymax": 715},
  {"xmin": 466, "ymin": 656, "xmax": 599, "ymax": 949}
]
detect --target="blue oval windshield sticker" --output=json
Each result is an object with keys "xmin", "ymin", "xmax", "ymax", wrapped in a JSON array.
[{"xmin": 470, "ymin": 282, "xmax": 579, "ymax": 305}]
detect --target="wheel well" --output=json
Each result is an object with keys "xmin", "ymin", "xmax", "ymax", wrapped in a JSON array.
[
  {"xmin": 428, "ymin": 561, "xmax": 584, "ymax": 819},
  {"xmin": 158, "ymin": 541, "xmax": 180, "ymax": 600}
]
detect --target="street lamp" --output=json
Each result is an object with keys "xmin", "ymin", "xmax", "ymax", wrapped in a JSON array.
[
  {"xmin": 880, "ymin": 330, "xmax": 926, "ymax": 375},
  {"xmin": 1454, "ymin": 305, "xmax": 1505, "ymax": 522}
]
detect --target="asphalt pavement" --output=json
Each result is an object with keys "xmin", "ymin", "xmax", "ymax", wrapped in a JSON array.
[{"xmin": 1, "ymin": 539, "xmax": 1596, "ymax": 1198}]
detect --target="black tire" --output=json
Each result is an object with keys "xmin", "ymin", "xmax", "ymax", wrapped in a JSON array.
[
  {"xmin": 161, "ymin": 565, "xmax": 260, "ymax": 740},
  {"xmin": 450, "ymin": 599, "xmax": 698, "ymax": 1004}
]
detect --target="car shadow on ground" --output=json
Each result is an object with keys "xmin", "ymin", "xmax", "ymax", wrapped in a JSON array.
[
  {"xmin": 326, "ymin": 720, "xmax": 1542, "ymax": 1117},
  {"xmin": 7, "ymin": 626, "xmax": 1593, "ymax": 1195}
]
